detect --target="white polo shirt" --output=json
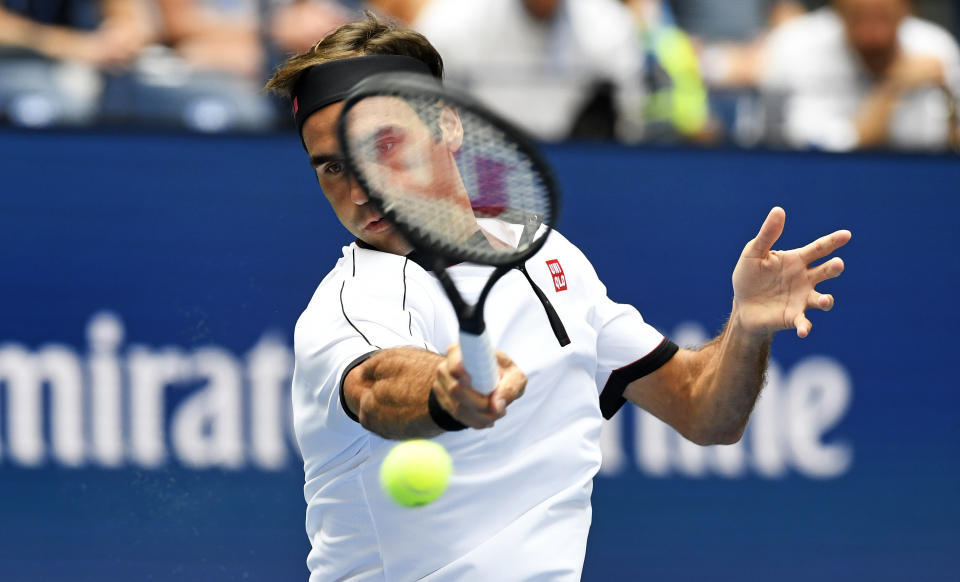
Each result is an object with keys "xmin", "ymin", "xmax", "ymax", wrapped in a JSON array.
[{"xmin": 292, "ymin": 230, "xmax": 675, "ymax": 581}]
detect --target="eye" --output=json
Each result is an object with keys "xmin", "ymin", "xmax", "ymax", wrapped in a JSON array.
[
  {"xmin": 373, "ymin": 128, "xmax": 404, "ymax": 161},
  {"xmin": 376, "ymin": 140, "xmax": 395, "ymax": 155},
  {"xmin": 323, "ymin": 161, "xmax": 344, "ymax": 176}
]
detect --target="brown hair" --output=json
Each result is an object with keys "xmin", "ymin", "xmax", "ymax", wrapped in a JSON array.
[{"xmin": 265, "ymin": 12, "xmax": 443, "ymax": 98}]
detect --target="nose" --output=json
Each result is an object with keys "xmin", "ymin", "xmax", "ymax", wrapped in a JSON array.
[{"xmin": 348, "ymin": 175, "xmax": 368, "ymax": 205}]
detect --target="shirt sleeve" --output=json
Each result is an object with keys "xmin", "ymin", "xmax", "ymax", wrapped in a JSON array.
[
  {"xmin": 570, "ymin": 242, "xmax": 678, "ymax": 419},
  {"xmin": 292, "ymin": 251, "xmax": 441, "ymax": 461},
  {"xmin": 588, "ymin": 284, "xmax": 679, "ymax": 419}
]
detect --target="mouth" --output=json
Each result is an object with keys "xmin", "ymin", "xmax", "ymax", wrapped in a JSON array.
[{"xmin": 364, "ymin": 215, "xmax": 391, "ymax": 234}]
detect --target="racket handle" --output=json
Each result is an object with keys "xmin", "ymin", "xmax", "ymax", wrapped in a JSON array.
[{"xmin": 458, "ymin": 330, "xmax": 498, "ymax": 395}]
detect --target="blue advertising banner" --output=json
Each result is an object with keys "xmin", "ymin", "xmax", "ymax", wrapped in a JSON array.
[{"xmin": 0, "ymin": 130, "xmax": 957, "ymax": 581}]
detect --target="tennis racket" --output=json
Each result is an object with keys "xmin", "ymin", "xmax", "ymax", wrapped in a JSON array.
[{"xmin": 337, "ymin": 73, "xmax": 560, "ymax": 394}]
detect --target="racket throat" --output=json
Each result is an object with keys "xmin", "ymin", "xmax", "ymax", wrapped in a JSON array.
[
  {"xmin": 435, "ymin": 265, "xmax": 512, "ymax": 334},
  {"xmin": 457, "ymin": 309, "xmax": 487, "ymax": 335},
  {"xmin": 436, "ymin": 263, "xmax": 569, "ymax": 349}
]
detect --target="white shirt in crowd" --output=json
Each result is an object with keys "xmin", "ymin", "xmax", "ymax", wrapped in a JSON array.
[
  {"xmin": 762, "ymin": 8, "xmax": 960, "ymax": 151},
  {"xmin": 413, "ymin": 0, "xmax": 646, "ymax": 142}
]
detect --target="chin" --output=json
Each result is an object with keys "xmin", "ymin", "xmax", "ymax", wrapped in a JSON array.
[{"xmin": 356, "ymin": 233, "xmax": 398, "ymax": 255}]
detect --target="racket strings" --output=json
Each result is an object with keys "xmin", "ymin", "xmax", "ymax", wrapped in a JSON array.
[{"xmin": 344, "ymin": 92, "xmax": 554, "ymax": 263}]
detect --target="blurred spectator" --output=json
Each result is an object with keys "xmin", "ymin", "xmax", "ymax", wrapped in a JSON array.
[
  {"xmin": 152, "ymin": 0, "xmax": 263, "ymax": 79},
  {"xmin": 267, "ymin": 0, "xmax": 351, "ymax": 55},
  {"xmin": 623, "ymin": 0, "xmax": 713, "ymax": 142},
  {"xmin": 7, "ymin": 0, "xmax": 952, "ymax": 143},
  {"xmin": 680, "ymin": 0, "xmax": 806, "ymax": 89},
  {"xmin": 100, "ymin": 0, "xmax": 277, "ymax": 132},
  {"xmin": 672, "ymin": 0, "xmax": 807, "ymax": 44},
  {"xmin": 621, "ymin": 1, "xmax": 807, "ymax": 146},
  {"xmin": 0, "ymin": 0, "xmax": 152, "ymax": 127},
  {"xmin": 371, "ymin": 0, "xmax": 647, "ymax": 143},
  {"xmin": 761, "ymin": 0, "xmax": 960, "ymax": 151},
  {"xmin": 0, "ymin": 0, "xmax": 151, "ymax": 67}
]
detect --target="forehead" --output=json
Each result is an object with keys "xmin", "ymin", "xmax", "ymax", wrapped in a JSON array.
[
  {"xmin": 345, "ymin": 97, "xmax": 425, "ymax": 137},
  {"xmin": 301, "ymin": 101, "xmax": 346, "ymax": 158},
  {"xmin": 302, "ymin": 97, "xmax": 429, "ymax": 158}
]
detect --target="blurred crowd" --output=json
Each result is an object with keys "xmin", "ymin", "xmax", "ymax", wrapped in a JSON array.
[{"xmin": 0, "ymin": 0, "xmax": 957, "ymax": 152}]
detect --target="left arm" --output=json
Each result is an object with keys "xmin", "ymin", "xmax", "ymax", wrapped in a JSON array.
[{"xmin": 625, "ymin": 207, "xmax": 851, "ymax": 445}]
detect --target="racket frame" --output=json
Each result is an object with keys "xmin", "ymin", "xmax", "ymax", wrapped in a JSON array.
[{"xmin": 336, "ymin": 73, "xmax": 559, "ymax": 267}]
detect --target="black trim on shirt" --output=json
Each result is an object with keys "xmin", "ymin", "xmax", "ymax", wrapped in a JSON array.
[
  {"xmin": 340, "ymin": 280, "xmax": 376, "ymax": 347},
  {"xmin": 518, "ymin": 263, "xmax": 570, "ymax": 346},
  {"xmin": 402, "ymin": 258, "xmax": 416, "ymax": 337},
  {"xmin": 599, "ymin": 338, "xmax": 679, "ymax": 420},
  {"xmin": 401, "ymin": 257, "xmax": 425, "ymax": 346},
  {"xmin": 339, "ymin": 350, "xmax": 379, "ymax": 423},
  {"xmin": 402, "ymin": 258, "xmax": 409, "ymax": 311}
]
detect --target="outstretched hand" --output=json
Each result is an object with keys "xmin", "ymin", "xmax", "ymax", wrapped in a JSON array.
[{"xmin": 732, "ymin": 207, "xmax": 851, "ymax": 338}]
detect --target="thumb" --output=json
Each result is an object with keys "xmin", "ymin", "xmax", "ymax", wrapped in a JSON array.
[
  {"xmin": 490, "ymin": 352, "xmax": 527, "ymax": 414},
  {"xmin": 743, "ymin": 207, "xmax": 786, "ymax": 258}
]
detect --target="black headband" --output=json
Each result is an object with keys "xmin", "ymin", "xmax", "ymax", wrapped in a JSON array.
[{"xmin": 291, "ymin": 55, "xmax": 434, "ymax": 136}]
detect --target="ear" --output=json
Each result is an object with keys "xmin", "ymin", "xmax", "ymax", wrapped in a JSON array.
[{"xmin": 439, "ymin": 106, "xmax": 463, "ymax": 153}]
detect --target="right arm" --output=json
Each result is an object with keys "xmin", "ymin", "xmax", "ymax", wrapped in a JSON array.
[{"xmin": 342, "ymin": 345, "xmax": 527, "ymax": 440}]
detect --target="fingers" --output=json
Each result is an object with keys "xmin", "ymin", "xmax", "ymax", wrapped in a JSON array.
[
  {"xmin": 793, "ymin": 291, "xmax": 835, "ymax": 338},
  {"xmin": 434, "ymin": 346, "xmax": 527, "ymax": 429},
  {"xmin": 744, "ymin": 207, "xmax": 786, "ymax": 258},
  {"xmin": 436, "ymin": 348, "xmax": 499, "ymax": 429},
  {"xmin": 491, "ymin": 351, "xmax": 527, "ymax": 415},
  {"xmin": 799, "ymin": 230, "xmax": 852, "ymax": 264},
  {"xmin": 794, "ymin": 312, "xmax": 812, "ymax": 339},
  {"xmin": 808, "ymin": 289, "xmax": 835, "ymax": 311},
  {"xmin": 810, "ymin": 256, "xmax": 845, "ymax": 284}
]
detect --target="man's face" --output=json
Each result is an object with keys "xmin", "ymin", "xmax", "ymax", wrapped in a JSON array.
[
  {"xmin": 302, "ymin": 97, "xmax": 467, "ymax": 255},
  {"xmin": 302, "ymin": 101, "xmax": 414, "ymax": 255},
  {"xmin": 835, "ymin": 0, "xmax": 908, "ymax": 71}
]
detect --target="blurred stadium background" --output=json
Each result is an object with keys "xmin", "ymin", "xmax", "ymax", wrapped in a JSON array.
[{"xmin": 1, "ymin": 0, "xmax": 958, "ymax": 580}]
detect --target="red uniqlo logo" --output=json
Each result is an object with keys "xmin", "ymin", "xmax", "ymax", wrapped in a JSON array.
[{"xmin": 546, "ymin": 259, "xmax": 567, "ymax": 292}]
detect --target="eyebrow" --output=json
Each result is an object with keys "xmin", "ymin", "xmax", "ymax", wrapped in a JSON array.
[
  {"xmin": 353, "ymin": 124, "xmax": 404, "ymax": 155},
  {"xmin": 309, "ymin": 124, "xmax": 400, "ymax": 169}
]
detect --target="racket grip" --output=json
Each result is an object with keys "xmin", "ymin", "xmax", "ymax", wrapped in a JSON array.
[{"xmin": 458, "ymin": 330, "xmax": 498, "ymax": 395}]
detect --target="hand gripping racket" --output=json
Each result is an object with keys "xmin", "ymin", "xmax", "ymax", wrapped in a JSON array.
[{"xmin": 337, "ymin": 73, "xmax": 560, "ymax": 394}]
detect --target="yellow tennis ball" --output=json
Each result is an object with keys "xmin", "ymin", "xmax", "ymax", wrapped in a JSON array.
[{"xmin": 380, "ymin": 439, "xmax": 452, "ymax": 507}]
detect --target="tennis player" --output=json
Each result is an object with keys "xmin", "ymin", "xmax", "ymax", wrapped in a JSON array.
[{"xmin": 266, "ymin": 14, "xmax": 851, "ymax": 582}]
